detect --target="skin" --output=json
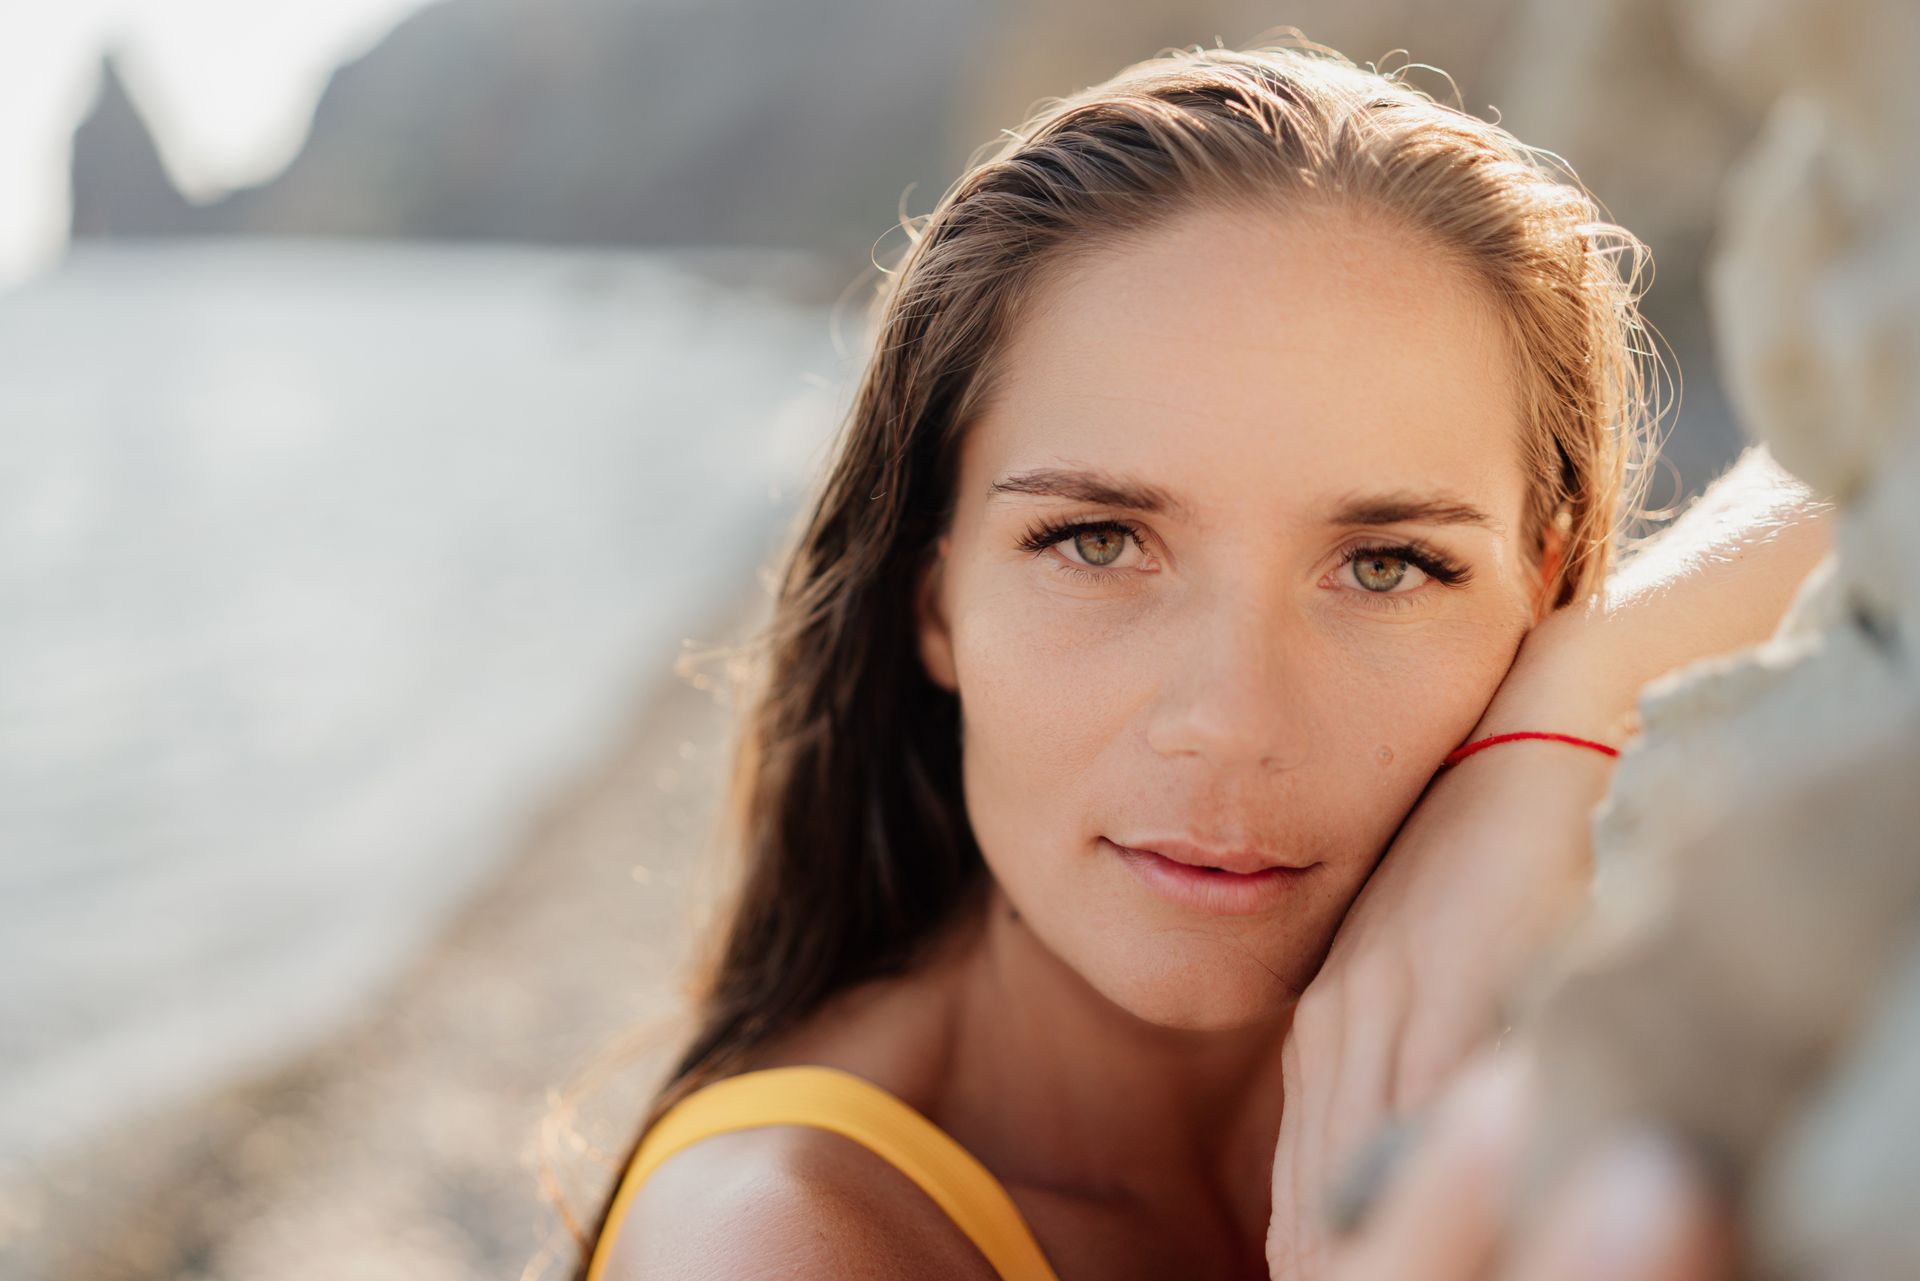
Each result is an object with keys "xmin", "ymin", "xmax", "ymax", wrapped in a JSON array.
[
  {"xmin": 610, "ymin": 199, "xmax": 1829, "ymax": 1279},
  {"xmin": 907, "ymin": 200, "xmax": 1562, "ymax": 1274},
  {"xmin": 916, "ymin": 199, "xmax": 1558, "ymax": 1041}
]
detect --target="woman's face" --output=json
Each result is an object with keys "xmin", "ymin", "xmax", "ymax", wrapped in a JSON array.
[{"xmin": 915, "ymin": 202, "xmax": 1559, "ymax": 1032}]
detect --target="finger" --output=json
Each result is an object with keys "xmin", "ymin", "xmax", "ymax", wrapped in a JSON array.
[
  {"xmin": 1268, "ymin": 1032, "xmax": 1316, "ymax": 1281},
  {"xmin": 1325, "ymin": 1114, "xmax": 1424, "ymax": 1239},
  {"xmin": 1329, "ymin": 1046, "xmax": 1532, "ymax": 1281},
  {"xmin": 1497, "ymin": 1129, "xmax": 1735, "ymax": 1281},
  {"xmin": 1284, "ymin": 1000, "xmax": 1342, "ymax": 1279},
  {"xmin": 1321, "ymin": 966, "xmax": 1406, "ymax": 1198}
]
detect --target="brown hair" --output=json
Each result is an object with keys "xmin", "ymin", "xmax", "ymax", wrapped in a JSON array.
[{"xmin": 552, "ymin": 33, "xmax": 1665, "ymax": 1275}]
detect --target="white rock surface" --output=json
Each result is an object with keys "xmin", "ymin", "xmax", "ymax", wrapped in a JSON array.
[{"xmin": 1519, "ymin": 1, "xmax": 1920, "ymax": 1275}]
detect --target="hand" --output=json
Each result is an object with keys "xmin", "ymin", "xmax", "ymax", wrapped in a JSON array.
[
  {"xmin": 1267, "ymin": 608, "xmax": 1625, "ymax": 1281},
  {"xmin": 1323, "ymin": 1046, "xmax": 1734, "ymax": 1281}
]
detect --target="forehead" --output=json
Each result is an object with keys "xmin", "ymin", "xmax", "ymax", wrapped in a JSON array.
[{"xmin": 962, "ymin": 202, "xmax": 1528, "ymax": 529}]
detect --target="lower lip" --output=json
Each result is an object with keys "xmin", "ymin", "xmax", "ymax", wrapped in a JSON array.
[{"xmin": 1103, "ymin": 837, "xmax": 1317, "ymax": 916}]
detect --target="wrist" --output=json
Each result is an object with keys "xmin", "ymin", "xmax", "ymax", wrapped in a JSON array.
[{"xmin": 1468, "ymin": 603, "xmax": 1643, "ymax": 749}]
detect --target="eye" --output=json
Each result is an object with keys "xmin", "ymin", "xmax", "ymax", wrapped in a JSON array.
[
  {"xmin": 1062, "ymin": 524, "xmax": 1132, "ymax": 568},
  {"xmin": 1347, "ymin": 549, "xmax": 1426, "ymax": 593},
  {"xmin": 1333, "ymin": 541, "xmax": 1471, "ymax": 602},
  {"xmin": 1016, "ymin": 517, "xmax": 1152, "ymax": 582}
]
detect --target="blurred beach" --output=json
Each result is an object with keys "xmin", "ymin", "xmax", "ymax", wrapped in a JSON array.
[
  {"xmin": 6, "ymin": 562, "xmax": 764, "ymax": 1281},
  {"xmin": 0, "ymin": 238, "xmax": 853, "ymax": 1276}
]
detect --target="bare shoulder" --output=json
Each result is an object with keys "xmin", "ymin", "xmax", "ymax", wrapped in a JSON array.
[{"xmin": 597, "ymin": 1123, "xmax": 998, "ymax": 1281}]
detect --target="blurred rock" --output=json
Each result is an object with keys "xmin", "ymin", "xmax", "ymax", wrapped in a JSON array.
[
  {"xmin": 69, "ymin": 0, "xmax": 989, "ymax": 275},
  {"xmin": 69, "ymin": 59, "xmax": 197, "ymax": 239},
  {"xmin": 1517, "ymin": 0, "xmax": 1920, "ymax": 1276}
]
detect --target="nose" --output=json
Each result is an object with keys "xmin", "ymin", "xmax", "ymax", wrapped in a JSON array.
[{"xmin": 1142, "ymin": 588, "xmax": 1310, "ymax": 773}]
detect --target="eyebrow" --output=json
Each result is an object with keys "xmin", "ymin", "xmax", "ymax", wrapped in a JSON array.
[
  {"xmin": 987, "ymin": 466, "xmax": 1194, "ymax": 521},
  {"xmin": 1328, "ymin": 491, "xmax": 1504, "ymax": 533},
  {"xmin": 988, "ymin": 467, "xmax": 1501, "ymax": 534}
]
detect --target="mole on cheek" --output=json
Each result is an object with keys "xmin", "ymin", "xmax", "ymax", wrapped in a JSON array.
[{"xmin": 1374, "ymin": 744, "xmax": 1394, "ymax": 767}]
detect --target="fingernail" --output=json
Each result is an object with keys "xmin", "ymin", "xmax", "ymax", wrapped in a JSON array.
[
  {"xmin": 1326, "ymin": 1048, "xmax": 1532, "ymax": 1238},
  {"xmin": 1326, "ymin": 1116, "xmax": 1422, "ymax": 1237}
]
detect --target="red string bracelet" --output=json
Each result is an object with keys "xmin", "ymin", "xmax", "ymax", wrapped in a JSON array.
[{"xmin": 1441, "ymin": 731, "xmax": 1620, "ymax": 769}]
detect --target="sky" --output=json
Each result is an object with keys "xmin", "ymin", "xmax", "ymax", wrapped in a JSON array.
[{"xmin": 0, "ymin": 0, "xmax": 442, "ymax": 288}]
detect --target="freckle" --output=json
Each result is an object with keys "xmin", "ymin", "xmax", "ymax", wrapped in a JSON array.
[{"xmin": 1375, "ymin": 745, "xmax": 1394, "ymax": 767}]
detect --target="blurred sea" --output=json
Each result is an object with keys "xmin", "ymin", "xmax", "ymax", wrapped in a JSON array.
[{"xmin": 0, "ymin": 238, "xmax": 852, "ymax": 1175}]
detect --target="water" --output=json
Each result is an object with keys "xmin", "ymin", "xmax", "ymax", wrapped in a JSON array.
[{"xmin": 0, "ymin": 237, "xmax": 856, "ymax": 1172}]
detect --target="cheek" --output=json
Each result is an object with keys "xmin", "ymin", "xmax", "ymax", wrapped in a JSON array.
[
  {"xmin": 1323, "ymin": 610, "xmax": 1525, "ymax": 763},
  {"xmin": 1310, "ymin": 611, "xmax": 1531, "ymax": 853},
  {"xmin": 948, "ymin": 582, "xmax": 1134, "ymax": 869}
]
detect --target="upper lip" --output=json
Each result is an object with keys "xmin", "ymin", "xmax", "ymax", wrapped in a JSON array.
[{"xmin": 1110, "ymin": 837, "xmax": 1310, "ymax": 875}]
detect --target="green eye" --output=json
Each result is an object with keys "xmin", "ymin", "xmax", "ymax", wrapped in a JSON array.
[
  {"xmin": 1352, "ymin": 553, "xmax": 1409, "ymax": 592},
  {"xmin": 1073, "ymin": 527, "xmax": 1128, "ymax": 567}
]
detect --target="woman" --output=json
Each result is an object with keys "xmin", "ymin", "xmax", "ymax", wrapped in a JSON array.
[{"xmin": 569, "ymin": 39, "xmax": 1828, "ymax": 1281}]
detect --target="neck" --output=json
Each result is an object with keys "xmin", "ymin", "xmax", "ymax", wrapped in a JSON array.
[{"xmin": 929, "ymin": 879, "xmax": 1293, "ymax": 1235}]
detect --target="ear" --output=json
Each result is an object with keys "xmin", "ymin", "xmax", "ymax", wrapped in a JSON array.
[
  {"xmin": 915, "ymin": 533, "xmax": 959, "ymax": 693},
  {"xmin": 1530, "ymin": 513, "xmax": 1568, "ymax": 623}
]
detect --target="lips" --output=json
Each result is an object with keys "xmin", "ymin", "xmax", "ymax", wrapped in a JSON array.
[
  {"xmin": 1112, "ymin": 837, "xmax": 1303, "ymax": 875},
  {"xmin": 1102, "ymin": 837, "xmax": 1318, "ymax": 916}
]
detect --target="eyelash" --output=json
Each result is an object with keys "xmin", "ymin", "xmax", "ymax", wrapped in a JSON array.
[
  {"xmin": 1013, "ymin": 517, "xmax": 1473, "ymax": 600},
  {"xmin": 1015, "ymin": 517, "xmax": 1154, "ymax": 587}
]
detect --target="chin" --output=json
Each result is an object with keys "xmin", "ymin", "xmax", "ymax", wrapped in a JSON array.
[{"xmin": 1083, "ymin": 932, "xmax": 1310, "ymax": 1033}]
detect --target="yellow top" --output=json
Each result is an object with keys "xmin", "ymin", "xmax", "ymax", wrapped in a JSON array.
[{"xmin": 585, "ymin": 1065, "xmax": 1061, "ymax": 1281}]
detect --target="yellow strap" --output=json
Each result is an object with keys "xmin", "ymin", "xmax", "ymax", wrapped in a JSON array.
[{"xmin": 586, "ymin": 1065, "xmax": 1060, "ymax": 1281}]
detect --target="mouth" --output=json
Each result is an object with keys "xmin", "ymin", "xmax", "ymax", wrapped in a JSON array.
[{"xmin": 1101, "ymin": 837, "xmax": 1319, "ymax": 917}]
